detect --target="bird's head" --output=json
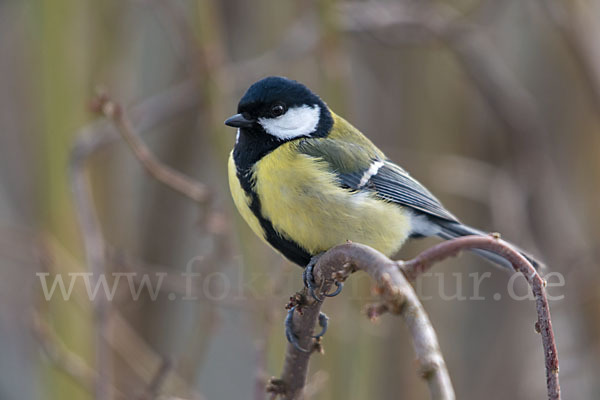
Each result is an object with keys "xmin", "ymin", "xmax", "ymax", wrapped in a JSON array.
[{"xmin": 225, "ymin": 76, "xmax": 333, "ymax": 141}]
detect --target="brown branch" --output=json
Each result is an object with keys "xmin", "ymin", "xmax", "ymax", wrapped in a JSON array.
[
  {"xmin": 73, "ymin": 79, "xmax": 201, "ymax": 161},
  {"xmin": 90, "ymin": 93, "xmax": 210, "ymax": 204},
  {"xmin": 38, "ymin": 235, "xmax": 208, "ymax": 400},
  {"xmin": 270, "ymin": 243, "xmax": 455, "ymax": 400},
  {"xmin": 274, "ymin": 235, "xmax": 561, "ymax": 400},
  {"xmin": 69, "ymin": 81, "xmax": 204, "ymax": 400},
  {"xmin": 400, "ymin": 235, "xmax": 560, "ymax": 400},
  {"xmin": 32, "ymin": 311, "xmax": 97, "ymax": 391},
  {"xmin": 138, "ymin": 356, "xmax": 173, "ymax": 400},
  {"xmin": 268, "ymin": 290, "xmax": 326, "ymax": 400},
  {"xmin": 31, "ymin": 311, "xmax": 129, "ymax": 400},
  {"xmin": 69, "ymin": 115, "xmax": 112, "ymax": 400}
]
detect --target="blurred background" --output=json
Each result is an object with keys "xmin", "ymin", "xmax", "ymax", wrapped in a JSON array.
[{"xmin": 1, "ymin": 0, "xmax": 599, "ymax": 399}]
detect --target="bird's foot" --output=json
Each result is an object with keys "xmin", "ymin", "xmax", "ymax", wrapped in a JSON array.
[
  {"xmin": 313, "ymin": 312, "xmax": 329, "ymax": 338},
  {"xmin": 302, "ymin": 253, "xmax": 344, "ymax": 302},
  {"xmin": 284, "ymin": 306, "xmax": 330, "ymax": 352}
]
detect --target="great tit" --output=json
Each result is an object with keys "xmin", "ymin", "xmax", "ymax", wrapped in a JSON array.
[{"xmin": 225, "ymin": 76, "xmax": 541, "ymax": 274}]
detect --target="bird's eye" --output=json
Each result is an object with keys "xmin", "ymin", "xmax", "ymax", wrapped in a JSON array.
[{"xmin": 271, "ymin": 104, "xmax": 286, "ymax": 117}]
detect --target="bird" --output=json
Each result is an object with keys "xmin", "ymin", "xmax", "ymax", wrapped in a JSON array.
[
  {"xmin": 224, "ymin": 77, "xmax": 542, "ymax": 349},
  {"xmin": 225, "ymin": 75, "xmax": 540, "ymax": 269}
]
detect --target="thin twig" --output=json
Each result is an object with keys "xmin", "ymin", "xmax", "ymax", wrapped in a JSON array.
[
  {"xmin": 399, "ymin": 235, "xmax": 560, "ymax": 400},
  {"xmin": 90, "ymin": 94, "xmax": 210, "ymax": 204},
  {"xmin": 38, "ymin": 235, "xmax": 207, "ymax": 400},
  {"xmin": 268, "ymin": 290, "xmax": 327, "ymax": 400},
  {"xmin": 69, "ymin": 118, "xmax": 112, "ymax": 400},
  {"xmin": 31, "ymin": 311, "xmax": 129, "ymax": 400},
  {"xmin": 69, "ymin": 81, "xmax": 204, "ymax": 400},
  {"xmin": 271, "ymin": 243, "xmax": 455, "ymax": 400},
  {"xmin": 274, "ymin": 236, "xmax": 561, "ymax": 400},
  {"xmin": 74, "ymin": 79, "xmax": 201, "ymax": 160},
  {"xmin": 139, "ymin": 356, "xmax": 174, "ymax": 400},
  {"xmin": 32, "ymin": 311, "xmax": 97, "ymax": 391}
]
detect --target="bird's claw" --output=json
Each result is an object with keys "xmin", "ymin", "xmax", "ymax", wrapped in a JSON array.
[
  {"xmin": 284, "ymin": 306, "xmax": 330, "ymax": 351},
  {"xmin": 313, "ymin": 312, "xmax": 329, "ymax": 338},
  {"xmin": 285, "ymin": 306, "xmax": 310, "ymax": 352},
  {"xmin": 302, "ymin": 259, "xmax": 323, "ymax": 302},
  {"xmin": 303, "ymin": 254, "xmax": 344, "ymax": 301},
  {"xmin": 324, "ymin": 281, "xmax": 343, "ymax": 297}
]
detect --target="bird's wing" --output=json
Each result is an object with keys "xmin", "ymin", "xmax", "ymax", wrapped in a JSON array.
[
  {"xmin": 364, "ymin": 161, "xmax": 458, "ymax": 221},
  {"xmin": 296, "ymin": 138, "xmax": 458, "ymax": 222}
]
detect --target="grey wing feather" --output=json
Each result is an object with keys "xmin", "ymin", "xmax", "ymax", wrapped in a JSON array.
[
  {"xmin": 340, "ymin": 161, "xmax": 459, "ymax": 222},
  {"xmin": 296, "ymin": 139, "xmax": 457, "ymax": 222}
]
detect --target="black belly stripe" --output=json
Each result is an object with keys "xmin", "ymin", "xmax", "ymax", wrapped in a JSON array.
[
  {"xmin": 233, "ymin": 128, "xmax": 314, "ymax": 267},
  {"xmin": 236, "ymin": 169, "xmax": 312, "ymax": 267}
]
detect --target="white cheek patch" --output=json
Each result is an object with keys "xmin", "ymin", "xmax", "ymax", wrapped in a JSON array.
[{"xmin": 258, "ymin": 105, "xmax": 320, "ymax": 140}]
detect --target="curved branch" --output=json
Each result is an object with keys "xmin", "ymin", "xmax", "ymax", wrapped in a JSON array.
[
  {"xmin": 69, "ymin": 83, "xmax": 206, "ymax": 399},
  {"xmin": 399, "ymin": 235, "xmax": 560, "ymax": 399},
  {"xmin": 90, "ymin": 93, "xmax": 210, "ymax": 204},
  {"xmin": 73, "ymin": 79, "xmax": 201, "ymax": 161},
  {"xmin": 69, "ymin": 116, "xmax": 112, "ymax": 400},
  {"xmin": 270, "ymin": 243, "xmax": 455, "ymax": 400},
  {"xmin": 273, "ymin": 235, "xmax": 560, "ymax": 400}
]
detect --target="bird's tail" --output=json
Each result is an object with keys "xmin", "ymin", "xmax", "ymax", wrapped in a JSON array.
[{"xmin": 435, "ymin": 220, "xmax": 544, "ymax": 272}]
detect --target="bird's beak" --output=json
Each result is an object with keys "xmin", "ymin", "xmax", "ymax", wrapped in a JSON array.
[{"xmin": 224, "ymin": 113, "xmax": 254, "ymax": 128}]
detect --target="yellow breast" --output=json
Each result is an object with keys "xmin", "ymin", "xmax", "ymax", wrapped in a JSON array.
[
  {"xmin": 228, "ymin": 153, "xmax": 266, "ymax": 244},
  {"xmin": 228, "ymin": 143, "xmax": 413, "ymax": 261}
]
